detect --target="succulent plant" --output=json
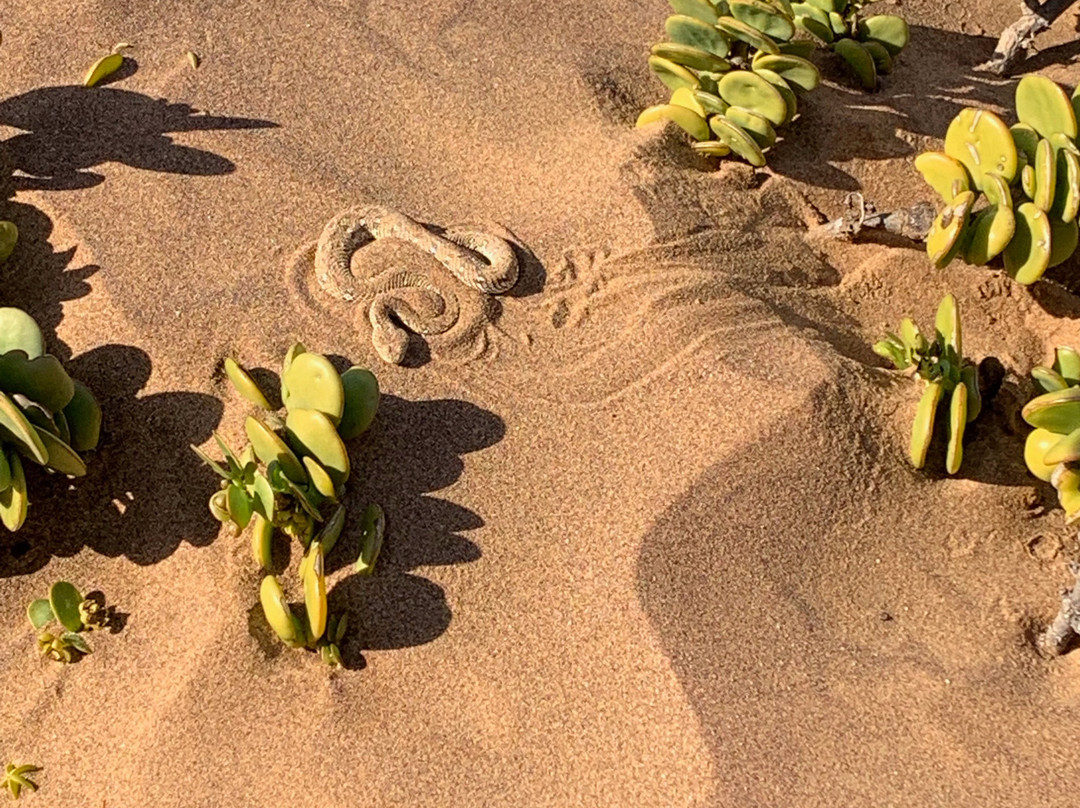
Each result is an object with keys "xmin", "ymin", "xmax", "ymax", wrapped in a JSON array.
[
  {"xmin": 194, "ymin": 344, "xmax": 385, "ymax": 667},
  {"xmin": 637, "ymin": 0, "xmax": 823, "ymax": 166},
  {"xmin": 0, "ymin": 308, "xmax": 102, "ymax": 531},
  {"xmin": 26, "ymin": 581, "xmax": 108, "ymax": 663},
  {"xmin": 915, "ymin": 76, "xmax": 1080, "ymax": 284},
  {"xmin": 791, "ymin": 0, "xmax": 908, "ymax": 89},
  {"xmin": 1020, "ymin": 346, "xmax": 1080, "ymax": 522},
  {"xmin": 873, "ymin": 294, "xmax": 981, "ymax": 474},
  {"xmin": 637, "ymin": 0, "xmax": 908, "ymax": 165},
  {"xmin": 1, "ymin": 763, "xmax": 40, "ymax": 800}
]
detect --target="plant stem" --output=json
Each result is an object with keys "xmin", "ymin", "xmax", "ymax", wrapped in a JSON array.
[{"xmin": 976, "ymin": 0, "xmax": 1080, "ymax": 75}]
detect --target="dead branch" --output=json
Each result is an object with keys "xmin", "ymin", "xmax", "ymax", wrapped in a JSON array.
[
  {"xmin": 811, "ymin": 192, "xmax": 935, "ymax": 242},
  {"xmin": 976, "ymin": 0, "xmax": 1080, "ymax": 76},
  {"xmin": 1038, "ymin": 563, "xmax": 1080, "ymax": 656}
]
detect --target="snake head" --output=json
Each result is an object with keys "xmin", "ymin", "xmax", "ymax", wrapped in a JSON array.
[{"xmin": 360, "ymin": 306, "xmax": 409, "ymax": 365}]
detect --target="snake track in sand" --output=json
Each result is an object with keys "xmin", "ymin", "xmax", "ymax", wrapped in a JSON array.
[{"xmin": 308, "ymin": 204, "xmax": 520, "ymax": 364}]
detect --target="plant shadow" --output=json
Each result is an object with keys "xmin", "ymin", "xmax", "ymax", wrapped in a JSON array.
[
  {"xmin": 0, "ymin": 84, "xmax": 280, "ymax": 569},
  {"xmin": 769, "ymin": 25, "xmax": 1015, "ymax": 191},
  {"xmin": 0, "ymin": 84, "xmax": 278, "ymax": 353},
  {"xmin": 0, "ymin": 343, "xmax": 224, "ymax": 576},
  {"xmin": 330, "ymin": 394, "xmax": 504, "ymax": 667},
  {"xmin": 0, "ymin": 85, "xmax": 277, "ymax": 193},
  {"xmin": 0, "ymin": 198, "xmax": 96, "ymax": 360}
]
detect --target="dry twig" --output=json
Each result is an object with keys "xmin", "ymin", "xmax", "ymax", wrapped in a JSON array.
[
  {"xmin": 976, "ymin": 0, "xmax": 1080, "ymax": 75},
  {"xmin": 812, "ymin": 192, "xmax": 935, "ymax": 241},
  {"xmin": 1039, "ymin": 563, "xmax": 1080, "ymax": 656}
]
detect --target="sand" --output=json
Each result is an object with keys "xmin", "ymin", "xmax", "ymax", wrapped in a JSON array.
[{"xmin": 2, "ymin": 0, "xmax": 1080, "ymax": 804}]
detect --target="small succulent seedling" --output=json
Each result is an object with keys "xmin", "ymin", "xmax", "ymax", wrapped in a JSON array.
[
  {"xmin": 1, "ymin": 763, "xmax": 40, "ymax": 800},
  {"xmin": 873, "ymin": 294, "xmax": 981, "ymax": 474},
  {"xmin": 0, "ymin": 308, "xmax": 102, "ymax": 532},
  {"xmin": 791, "ymin": 0, "xmax": 909, "ymax": 90},
  {"xmin": 26, "ymin": 582, "xmax": 108, "ymax": 663},
  {"xmin": 195, "ymin": 344, "xmax": 385, "ymax": 667},
  {"xmin": 916, "ymin": 76, "xmax": 1080, "ymax": 283},
  {"xmin": 1021, "ymin": 346, "xmax": 1080, "ymax": 522},
  {"xmin": 637, "ymin": 0, "xmax": 824, "ymax": 167},
  {"xmin": 82, "ymin": 42, "xmax": 131, "ymax": 87}
]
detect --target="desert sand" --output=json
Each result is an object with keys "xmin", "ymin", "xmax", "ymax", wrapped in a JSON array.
[{"xmin": 2, "ymin": 0, "xmax": 1080, "ymax": 805}]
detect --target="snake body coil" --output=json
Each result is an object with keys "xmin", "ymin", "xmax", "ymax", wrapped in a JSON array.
[{"xmin": 312, "ymin": 205, "xmax": 519, "ymax": 363}]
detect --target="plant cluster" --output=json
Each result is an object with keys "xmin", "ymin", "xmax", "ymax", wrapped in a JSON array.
[
  {"xmin": 1023, "ymin": 347, "xmax": 1080, "ymax": 522},
  {"xmin": 26, "ymin": 582, "xmax": 109, "ymax": 663},
  {"xmin": 637, "ymin": 0, "xmax": 823, "ymax": 166},
  {"xmin": 0, "ymin": 308, "xmax": 101, "ymax": 532},
  {"xmin": 874, "ymin": 294, "xmax": 981, "ymax": 474},
  {"xmin": 636, "ymin": 0, "xmax": 908, "ymax": 166},
  {"xmin": 916, "ymin": 76, "xmax": 1080, "ymax": 284},
  {"xmin": 193, "ymin": 345, "xmax": 385, "ymax": 667},
  {"xmin": 791, "ymin": 0, "xmax": 908, "ymax": 89}
]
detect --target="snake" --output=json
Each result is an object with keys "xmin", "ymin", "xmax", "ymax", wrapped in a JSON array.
[{"xmin": 312, "ymin": 205, "xmax": 519, "ymax": 364}]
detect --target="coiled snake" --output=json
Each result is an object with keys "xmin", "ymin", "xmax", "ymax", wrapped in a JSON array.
[{"xmin": 311, "ymin": 205, "xmax": 519, "ymax": 364}]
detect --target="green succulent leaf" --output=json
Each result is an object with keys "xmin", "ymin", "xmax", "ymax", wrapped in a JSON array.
[
  {"xmin": 0, "ymin": 308, "xmax": 44, "ymax": 358},
  {"xmin": 909, "ymin": 381, "xmax": 944, "ymax": 470},
  {"xmin": 224, "ymin": 357, "xmax": 274, "ymax": 409},
  {"xmin": 251, "ymin": 472, "xmax": 275, "ymax": 522},
  {"xmin": 872, "ymin": 339, "xmax": 906, "ymax": 368},
  {"xmin": 0, "ymin": 222, "xmax": 18, "ymax": 264},
  {"xmin": 961, "ymin": 364, "xmax": 981, "ymax": 423},
  {"xmin": 27, "ymin": 598, "xmax": 54, "ymax": 630},
  {"xmin": 285, "ymin": 409, "xmax": 350, "ymax": 487},
  {"xmin": 314, "ymin": 504, "xmax": 347, "ymax": 557},
  {"xmin": 0, "ymin": 446, "xmax": 11, "ymax": 492},
  {"xmin": 945, "ymin": 382, "xmax": 967, "ymax": 474},
  {"xmin": 34, "ymin": 426, "xmax": 87, "ymax": 476},
  {"xmin": 0, "ymin": 351, "xmax": 75, "ymax": 412},
  {"xmin": 191, "ymin": 444, "xmax": 234, "ymax": 482},
  {"xmin": 338, "ymin": 367, "xmax": 380, "ymax": 440},
  {"xmin": 355, "ymin": 503, "xmax": 386, "ymax": 575},
  {"xmin": 0, "ymin": 451, "xmax": 28, "ymax": 532},
  {"xmin": 1022, "ymin": 385, "xmax": 1080, "ymax": 432},
  {"xmin": 1054, "ymin": 346, "xmax": 1080, "ymax": 386},
  {"xmin": 61, "ymin": 631, "xmax": 91, "ymax": 654},
  {"xmin": 226, "ymin": 484, "xmax": 254, "ymax": 530},
  {"xmin": 0, "ymin": 390, "xmax": 48, "ymax": 465},
  {"xmin": 49, "ymin": 581, "xmax": 84, "ymax": 632},
  {"xmin": 268, "ymin": 462, "xmax": 323, "ymax": 521},
  {"xmin": 213, "ymin": 432, "xmax": 244, "ymax": 476},
  {"xmin": 1033, "ymin": 365, "xmax": 1069, "ymax": 393},
  {"xmin": 246, "ymin": 417, "xmax": 306, "ymax": 483},
  {"xmin": 63, "ymin": 380, "xmax": 101, "ymax": 451}
]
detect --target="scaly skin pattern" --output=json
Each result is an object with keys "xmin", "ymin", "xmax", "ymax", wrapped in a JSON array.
[
  {"xmin": 310, "ymin": 205, "xmax": 518, "ymax": 363},
  {"xmin": 314, "ymin": 205, "xmax": 519, "ymax": 299}
]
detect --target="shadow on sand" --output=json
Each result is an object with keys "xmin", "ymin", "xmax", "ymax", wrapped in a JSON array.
[
  {"xmin": 0, "ymin": 85, "xmax": 276, "ymax": 193},
  {"xmin": 241, "ymin": 393, "xmax": 505, "ymax": 669},
  {"xmin": 0, "ymin": 344, "xmax": 223, "ymax": 575},
  {"xmin": 768, "ymin": 25, "xmax": 1016, "ymax": 191},
  {"xmin": 0, "ymin": 86, "xmax": 278, "ymax": 563}
]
